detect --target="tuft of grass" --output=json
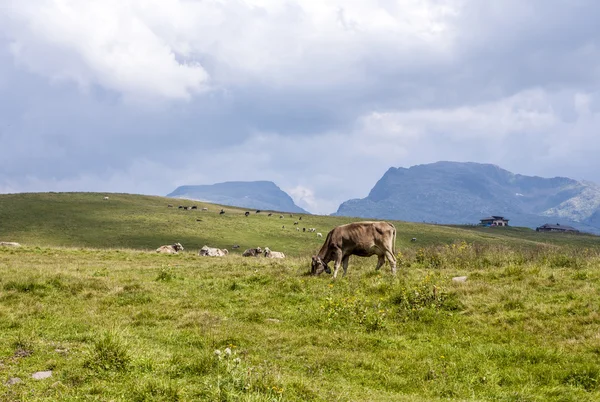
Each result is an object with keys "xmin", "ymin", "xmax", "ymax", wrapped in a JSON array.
[{"xmin": 83, "ymin": 331, "xmax": 131, "ymax": 372}]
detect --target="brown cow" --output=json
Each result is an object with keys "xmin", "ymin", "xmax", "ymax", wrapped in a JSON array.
[
  {"xmin": 242, "ymin": 247, "xmax": 263, "ymax": 257},
  {"xmin": 311, "ymin": 221, "xmax": 397, "ymax": 278}
]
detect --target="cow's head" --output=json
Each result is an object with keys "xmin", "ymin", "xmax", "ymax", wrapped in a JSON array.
[
  {"xmin": 311, "ymin": 256, "xmax": 331, "ymax": 275},
  {"xmin": 173, "ymin": 243, "xmax": 184, "ymax": 251},
  {"xmin": 256, "ymin": 247, "xmax": 263, "ymax": 254}
]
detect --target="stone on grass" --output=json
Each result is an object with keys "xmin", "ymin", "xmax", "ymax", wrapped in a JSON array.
[
  {"xmin": 5, "ymin": 377, "xmax": 22, "ymax": 386},
  {"xmin": 32, "ymin": 371, "xmax": 52, "ymax": 380},
  {"xmin": 0, "ymin": 242, "xmax": 21, "ymax": 247},
  {"xmin": 452, "ymin": 276, "xmax": 467, "ymax": 283}
]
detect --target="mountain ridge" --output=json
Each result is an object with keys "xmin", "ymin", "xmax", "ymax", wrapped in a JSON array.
[
  {"xmin": 167, "ymin": 180, "xmax": 308, "ymax": 214},
  {"xmin": 335, "ymin": 161, "xmax": 600, "ymax": 233}
]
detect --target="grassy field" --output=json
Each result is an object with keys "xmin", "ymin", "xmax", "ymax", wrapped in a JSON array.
[{"xmin": 1, "ymin": 192, "xmax": 600, "ymax": 401}]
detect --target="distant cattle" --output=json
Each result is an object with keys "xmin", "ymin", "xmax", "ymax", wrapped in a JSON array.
[
  {"xmin": 280, "ymin": 215, "xmax": 284, "ymax": 219},
  {"xmin": 303, "ymin": 228, "xmax": 306, "ymax": 232},
  {"xmin": 191, "ymin": 206, "xmax": 198, "ymax": 210},
  {"xmin": 294, "ymin": 221, "xmax": 298, "ymax": 225},
  {"xmin": 232, "ymin": 244, "xmax": 240, "ymax": 249},
  {"xmin": 103, "ymin": 196, "xmax": 109, "ymax": 200},
  {"xmin": 156, "ymin": 243, "xmax": 184, "ymax": 254},
  {"xmin": 299, "ymin": 217, "xmax": 302, "ymax": 220},
  {"xmin": 167, "ymin": 204, "xmax": 173, "ymax": 208},
  {"xmin": 307, "ymin": 228, "xmax": 316, "ymax": 233},
  {"xmin": 296, "ymin": 227, "xmax": 300, "ymax": 231},
  {"xmin": 202, "ymin": 207, "xmax": 208, "ymax": 211},
  {"xmin": 242, "ymin": 247, "xmax": 263, "ymax": 257},
  {"xmin": 220, "ymin": 209, "xmax": 225, "ymax": 215},
  {"xmin": 268, "ymin": 213, "xmax": 273, "ymax": 216},
  {"xmin": 411, "ymin": 237, "xmax": 417, "ymax": 242},
  {"xmin": 0, "ymin": 242, "xmax": 21, "ymax": 247},
  {"xmin": 317, "ymin": 233, "xmax": 322, "ymax": 237},
  {"xmin": 199, "ymin": 245, "xmax": 228, "ymax": 257},
  {"xmin": 264, "ymin": 247, "xmax": 285, "ymax": 259},
  {"xmin": 311, "ymin": 221, "xmax": 397, "ymax": 278},
  {"xmin": 179, "ymin": 206, "xmax": 184, "ymax": 209},
  {"xmin": 256, "ymin": 210, "xmax": 261, "ymax": 214},
  {"xmin": 245, "ymin": 211, "xmax": 250, "ymax": 217}
]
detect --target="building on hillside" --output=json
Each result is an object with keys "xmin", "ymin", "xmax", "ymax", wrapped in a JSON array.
[
  {"xmin": 536, "ymin": 223, "xmax": 579, "ymax": 233},
  {"xmin": 479, "ymin": 216, "xmax": 509, "ymax": 227}
]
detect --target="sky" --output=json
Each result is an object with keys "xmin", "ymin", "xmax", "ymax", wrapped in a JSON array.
[{"xmin": 1, "ymin": 0, "xmax": 599, "ymax": 214}]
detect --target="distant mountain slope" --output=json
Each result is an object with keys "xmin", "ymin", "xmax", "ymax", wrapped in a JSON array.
[
  {"xmin": 334, "ymin": 161, "xmax": 600, "ymax": 233},
  {"xmin": 167, "ymin": 181, "xmax": 308, "ymax": 213}
]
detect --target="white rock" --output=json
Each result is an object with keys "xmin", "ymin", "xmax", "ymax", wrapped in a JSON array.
[
  {"xmin": 0, "ymin": 242, "xmax": 21, "ymax": 247},
  {"xmin": 32, "ymin": 371, "xmax": 52, "ymax": 380}
]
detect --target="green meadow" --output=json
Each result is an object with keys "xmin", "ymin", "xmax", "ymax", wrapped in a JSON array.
[{"xmin": 1, "ymin": 192, "xmax": 600, "ymax": 401}]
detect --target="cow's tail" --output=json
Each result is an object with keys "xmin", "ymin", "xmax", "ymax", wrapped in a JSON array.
[{"xmin": 390, "ymin": 222, "xmax": 397, "ymax": 256}]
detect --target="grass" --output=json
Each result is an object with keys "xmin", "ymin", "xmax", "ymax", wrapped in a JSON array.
[{"xmin": 1, "ymin": 192, "xmax": 600, "ymax": 400}]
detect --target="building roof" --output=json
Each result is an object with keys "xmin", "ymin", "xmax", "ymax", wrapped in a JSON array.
[
  {"xmin": 537, "ymin": 223, "xmax": 579, "ymax": 231},
  {"xmin": 480, "ymin": 216, "xmax": 509, "ymax": 221}
]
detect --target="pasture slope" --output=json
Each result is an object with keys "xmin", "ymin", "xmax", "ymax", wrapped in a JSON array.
[{"xmin": 1, "ymin": 192, "xmax": 600, "ymax": 401}]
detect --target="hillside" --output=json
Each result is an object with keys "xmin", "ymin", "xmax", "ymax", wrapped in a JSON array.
[
  {"xmin": 2, "ymin": 192, "xmax": 600, "ymax": 401},
  {"xmin": 0, "ymin": 192, "xmax": 599, "ymax": 255},
  {"xmin": 335, "ymin": 161, "xmax": 600, "ymax": 233},
  {"xmin": 167, "ymin": 181, "xmax": 308, "ymax": 214}
]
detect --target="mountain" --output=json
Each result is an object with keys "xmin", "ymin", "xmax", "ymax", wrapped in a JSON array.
[
  {"xmin": 334, "ymin": 161, "xmax": 600, "ymax": 233},
  {"xmin": 167, "ymin": 181, "xmax": 308, "ymax": 214}
]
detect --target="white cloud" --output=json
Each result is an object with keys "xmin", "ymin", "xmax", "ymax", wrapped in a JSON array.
[{"xmin": 1, "ymin": 0, "xmax": 459, "ymax": 99}]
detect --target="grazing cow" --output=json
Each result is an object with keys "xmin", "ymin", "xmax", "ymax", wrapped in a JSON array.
[
  {"xmin": 279, "ymin": 215, "xmax": 284, "ymax": 219},
  {"xmin": 296, "ymin": 227, "xmax": 300, "ymax": 231},
  {"xmin": 242, "ymin": 247, "xmax": 263, "ymax": 257},
  {"xmin": 196, "ymin": 219, "xmax": 202, "ymax": 222},
  {"xmin": 311, "ymin": 221, "xmax": 397, "ymax": 278},
  {"xmin": 179, "ymin": 206, "xmax": 184, "ymax": 209},
  {"xmin": 199, "ymin": 245, "xmax": 228, "ymax": 257},
  {"xmin": 282, "ymin": 225, "xmax": 285, "ymax": 229},
  {"xmin": 103, "ymin": 196, "xmax": 109, "ymax": 200},
  {"xmin": 168, "ymin": 204, "xmax": 173, "ymax": 208},
  {"xmin": 183, "ymin": 206, "xmax": 189, "ymax": 210},
  {"xmin": 317, "ymin": 233, "xmax": 322, "ymax": 237},
  {"xmin": 303, "ymin": 228, "xmax": 306, "ymax": 232},
  {"xmin": 191, "ymin": 206, "xmax": 198, "ymax": 210},
  {"xmin": 256, "ymin": 210, "xmax": 261, "ymax": 214},
  {"xmin": 294, "ymin": 221, "xmax": 298, "ymax": 225},
  {"xmin": 245, "ymin": 211, "xmax": 250, "ymax": 217},
  {"xmin": 264, "ymin": 247, "xmax": 285, "ymax": 259},
  {"xmin": 202, "ymin": 207, "xmax": 208, "ymax": 211},
  {"xmin": 299, "ymin": 217, "xmax": 302, "ymax": 220},
  {"xmin": 411, "ymin": 237, "xmax": 417, "ymax": 242},
  {"xmin": 268, "ymin": 213, "xmax": 273, "ymax": 216},
  {"xmin": 156, "ymin": 243, "xmax": 184, "ymax": 254},
  {"xmin": 232, "ymin": 244, "xmax": 240, "ymax": 249},
  {"xmin": 220, "ymin": 209, "xmax": 225, "ymax": 215}
]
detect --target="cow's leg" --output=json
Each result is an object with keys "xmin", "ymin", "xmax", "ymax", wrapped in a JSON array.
[
  {"xmin": 375, "ymin": 255, "xmax": 385, "ymax": 270},
  {"xmin": 385, "ymin": 250, "xmax": 397, "ymax": 275},
  {"xmin": 341, "ymin": 255, "xmax": 350, "ymax": 277},
  {"xmin": 332, "ymin": 251, "xmax": 343, "ymax": 279}
]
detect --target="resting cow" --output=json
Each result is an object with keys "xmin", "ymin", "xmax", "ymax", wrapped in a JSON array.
[
  {"xmin": 311, "ymin": 221, "xmax": 397, "ymax": 278},
  {"xmin": 156, "ymin": 243, "xmax": 184, "ymax": 254},
  {"xmin": 199, "ymin": 245, "xmax": 228, "ymax": 257},
  {"xmin": 242, "ymin": 247, "xmax": 263, "ymax": 257},
  {"xmin": 264, "ymin": 247, "xmax": 285, "ymax": 259}
]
